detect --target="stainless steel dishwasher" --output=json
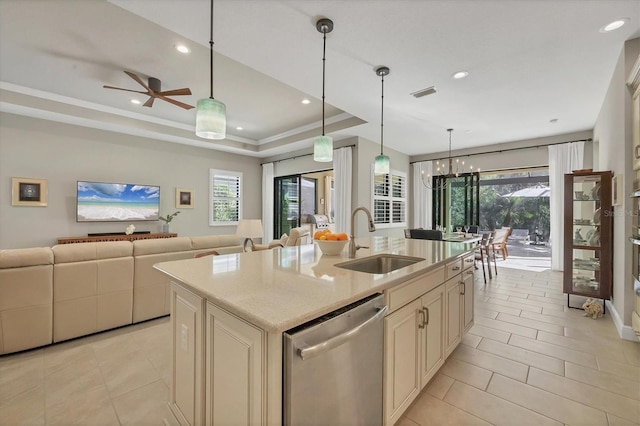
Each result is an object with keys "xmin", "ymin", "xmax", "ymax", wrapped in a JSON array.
[{"xmin": 283, "ymin": 293, "xmax": 387, "ymax": 425}]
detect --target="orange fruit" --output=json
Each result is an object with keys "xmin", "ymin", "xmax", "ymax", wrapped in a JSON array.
[
  {"xmin": 314, "ymin": 231, "xmax": 324, "ymax": 240},
  {"xmin": 318, "ymin": 235, "xmax": 327, "ymax": 240},
  {"xmin": 337, "ymin": 233, "xmax": 348, "ymax": 241},
  {"xmin": 326, "ymin": 233, "xmax": 338, "ymax": 241}
]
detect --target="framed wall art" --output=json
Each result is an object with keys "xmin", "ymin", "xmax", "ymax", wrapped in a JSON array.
[
  {"xmin": 176, "ymin": 188, "xmax": 194, "ymax": 208},
  {"xmin": 12, "ymin": 177, "xmax": 48, "ymax": 206}
]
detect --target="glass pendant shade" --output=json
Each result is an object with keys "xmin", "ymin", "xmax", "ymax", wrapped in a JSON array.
[
  {"xmin": 196, "ymin": 98, "xmax": 226, "ymax": 140},
  {"xmin": 313, "ymin": 135, "xmax": 333, "ymax": 162},
  {"xmin": 374, "ymin": 154, "xmax": 390, "ymax": 174}
]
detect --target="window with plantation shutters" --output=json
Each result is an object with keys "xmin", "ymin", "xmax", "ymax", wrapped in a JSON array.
[
  {"xmin": 209, "ymin": 169, "xmax": 242, "ymax": 226},
  {"xmin": 372, "ymin": 167, "xmax": 406, "ymax": 227}
]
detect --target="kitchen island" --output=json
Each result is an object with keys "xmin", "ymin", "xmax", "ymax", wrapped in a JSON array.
[{"xmin": 154, "ymin": 236, "xmax": 476, "ymax": 425}]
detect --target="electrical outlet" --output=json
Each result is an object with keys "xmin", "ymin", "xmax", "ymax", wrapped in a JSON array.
[{"xmin": 181, "ymin": 324, "xmax": 188, "ymax": 352}]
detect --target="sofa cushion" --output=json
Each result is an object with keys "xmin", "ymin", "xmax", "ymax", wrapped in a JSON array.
[
  {"xmin": 0, "ymin": 247, "xmax": 53, "ymax": 268},
  {"xmin": 133, "ymin": 237, "xmax": 192, "ymax": 256},
  {"xmin": 191, "ymin": 235, "xmax": 242, "ymax": 250},
  {"xmin": 52, "ymin": 241, "xmax": 132, "ymax": 263}
]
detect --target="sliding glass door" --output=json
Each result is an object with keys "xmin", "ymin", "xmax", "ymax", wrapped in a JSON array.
[
  {"xmin": 274, "ymin": 176, "xmax": 317, "ymax": 238},
  {"xmin": 432, "ymin": 172, "xmax": 480, "ymax": 231}
]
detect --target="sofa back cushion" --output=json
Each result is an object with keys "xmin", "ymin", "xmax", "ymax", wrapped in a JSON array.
[{"xmin": 190, "ymin": 235, "xmax": 243, "ymax": 255}]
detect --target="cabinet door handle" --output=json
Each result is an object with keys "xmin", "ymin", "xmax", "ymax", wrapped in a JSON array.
[
  {"xmin": 418, "ymin": 308, "xmax": 425, "ymax": 329},
  {"xmin": 636, "ymin": 145, "xmax": 640, "ymax": 159},
  {"xmin": 423, "ymin": 307, "xmax": 429, "ymax": 326},
  {"xmin": 452, "ymin": 266, "xmax": 461, "ymax": 271},
  {"xmin": 466, "ymin": 270, "xmax": 474, "ymax": 275},
  {"xmin": 459, "ymin": 282, "xmax": 465, "ymax": 294},
  {"xmin": 465, "ymin": 258, "xmax": 474, "ymax": 263}
]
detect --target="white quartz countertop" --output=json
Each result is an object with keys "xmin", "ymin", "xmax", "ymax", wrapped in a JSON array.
[{"xmin": 154, "ymin": 236, "xmax": 474, "ymax": 333}]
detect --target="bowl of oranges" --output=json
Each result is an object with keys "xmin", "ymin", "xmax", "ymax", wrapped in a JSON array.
[{"xmin": 314, "ymin": 229, "xmax": 349, "ymax": 256}]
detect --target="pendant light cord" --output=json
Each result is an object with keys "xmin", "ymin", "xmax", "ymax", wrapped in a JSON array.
[
  {"xmin": 321, "ymin": 28, "xmax": 327, "ymax": 136},
  {"xmin": 208, "ymin": 0, "xmax": 214, "ymax": 100},
  {"xmin": 380, "ymin": 73, "xmax": 385, "ymax": 156}
]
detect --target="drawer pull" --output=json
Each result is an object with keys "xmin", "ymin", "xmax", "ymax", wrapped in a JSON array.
[
  {"xmin": 465, "ymin": 259, "xmax": 474, "ymax": 263},
  {"xmin": 423, "ymin": 307, "xmax": 429, "ymax": 326},
  {"xmin": 452, "ymin": 266, "xmax": 461, "ymax": 271}
]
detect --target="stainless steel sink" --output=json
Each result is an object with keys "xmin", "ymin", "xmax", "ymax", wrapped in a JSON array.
[{"xmin": 335, "ymin": 254, "xmax": 423, "ymax": 274}]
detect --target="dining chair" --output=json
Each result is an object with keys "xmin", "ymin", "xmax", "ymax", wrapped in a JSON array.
[
  {"xmin": 474, "ymin": 233, "xmax": 490, "ymax": 284},
  {"xmin": 409, "ymin": 229, "xmax": 443, "ymax": 241},
  {"xmin": 491, "ymin": 227, "xmax": 511, "ymax": 260},
  {"xmin": 486, "ymin": 230, "xmax": 498, "ymax": 277}
]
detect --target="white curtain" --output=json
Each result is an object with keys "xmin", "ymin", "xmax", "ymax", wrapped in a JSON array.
[
  {"xmin": 261, "ymin": 163, "xmax": 274, "ymax": 242},
  {"xmin": 324, "ymin": 175, "xmax": 333, "ymax": 222},
  {"xmin": 549, "ymin": 142, "xmax": 584, "ymax": 271},
  {"xmin": 412, "ymin": 161, "xmax": 433, "ymax": 229},
  {"xmin": 334, "ymin": 147, "xmax": 352, "ymax": 234}
]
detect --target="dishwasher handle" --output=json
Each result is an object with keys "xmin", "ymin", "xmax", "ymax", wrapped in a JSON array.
[{"xmin": 298, "ymin": 305, "xmax": 388, "ymax": 360}]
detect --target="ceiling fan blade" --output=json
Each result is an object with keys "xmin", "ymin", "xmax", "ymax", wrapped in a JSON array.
[
  {"xmin": 124, "ymin": 71, "xmax": 151, "ymax": 92},
  {"xmin": 158, "ymin": 95, "xmax": 195, "ymax": 110},
  {"xmin": 158, "ymin": 88, "xmax": 192, "ymax": 96},
  {"xmin": 103, "ymin": 85, "xmax": 148, "ymax": 95},
  {"xmin": 143, "ymin": 96, "xmax": 155, "ymax": 108}
]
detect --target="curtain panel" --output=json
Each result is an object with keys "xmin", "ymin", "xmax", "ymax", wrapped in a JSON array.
[
  {"xmin": 334, "ymin": 147, "xmax": 353, "ymax": 234},
  {"xmin": 412, "ymin": 161, "xmax": 433, "ymax": 229},
  {"xmin": 261, "ymin": 163, "xmax": 274, "ymax": 242}
]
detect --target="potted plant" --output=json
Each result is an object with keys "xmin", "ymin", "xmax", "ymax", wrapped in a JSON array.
[{"xmin": 159, "ymin": 211, "xmax": 180, "ymax": 233}]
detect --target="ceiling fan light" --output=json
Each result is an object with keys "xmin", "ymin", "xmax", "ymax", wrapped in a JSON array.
[
  {"xmin": 374, "ymin": 154, "xmax": 390, "ymax": 174},
  {"xmin": 196, "ymin": 98, "xmax": 226, "ymax": 140},
  {"xmin": 313, "ymin": 135, "xmax": 333, "ymax": 162}
]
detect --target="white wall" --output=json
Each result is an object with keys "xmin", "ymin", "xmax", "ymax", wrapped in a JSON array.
[
  {"xmin": 0, "ymin": 113, "xmax": 262, "ymax": 249},
  {"xmin": 593, "ymin": 37, "xmax": 640, "ymax": 331}
]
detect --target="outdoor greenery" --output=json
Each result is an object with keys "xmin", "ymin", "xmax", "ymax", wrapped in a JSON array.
[{"xmin": 449, "ymin": 170, "xmax": 550, "ymax": 240}]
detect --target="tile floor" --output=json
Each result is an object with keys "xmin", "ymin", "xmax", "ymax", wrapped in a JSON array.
[{"xmin": 1, "ymin": 266, "xmax": 638, "ymax": 425}]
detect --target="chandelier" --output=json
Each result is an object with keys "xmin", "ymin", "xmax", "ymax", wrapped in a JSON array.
[{"xmin": 421, "ymin": 129, "xmax": 478, "ymax": 190}]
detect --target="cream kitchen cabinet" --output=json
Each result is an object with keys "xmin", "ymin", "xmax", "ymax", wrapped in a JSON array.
[
  {"xmin": 445, "ymin": 276, "xmax": 462, "ymax": 357},
  {"xmin": 205, "ymin": 302, "xmax": 265, "ymax": 426},
  {"xmin": 419, "ymin": 285, "xmax": 445, "ymax": 387}
]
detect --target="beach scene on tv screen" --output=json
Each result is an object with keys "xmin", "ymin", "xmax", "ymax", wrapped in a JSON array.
[{"xmin": 77, "ymin": 182, "xmax": 160, "ymax": 221}]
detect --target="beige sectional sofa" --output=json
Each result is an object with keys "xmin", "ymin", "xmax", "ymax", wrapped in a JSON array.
[{"xmin": 0, "ymin": 235, "xmax": 243, "ymax": 355}]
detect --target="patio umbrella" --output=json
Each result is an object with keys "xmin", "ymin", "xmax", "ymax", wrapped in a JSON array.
[{"xmin": 502, "ymin": 185, "xmax": 550, "ymax": 244}]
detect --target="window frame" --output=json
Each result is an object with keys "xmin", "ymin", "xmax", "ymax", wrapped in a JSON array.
[
  {"xmin": 370, "ymin": 165, "xmax": 407, "ymax": 229},
  {"xmin": 209, "ymin": 168, "xmax": 242, "ymax": 227}
]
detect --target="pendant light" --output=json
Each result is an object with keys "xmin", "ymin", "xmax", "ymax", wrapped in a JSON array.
[
  {"xmin": 313, "ymin": 18, "xmax": 334, "ymax": 162},
  {"xmin": 374, "ymin": 66, "xmax": 390, "ymax": 174},
  {"xmin": 195, "ymin": 0, "xmax": 226, "ymax": 140}
]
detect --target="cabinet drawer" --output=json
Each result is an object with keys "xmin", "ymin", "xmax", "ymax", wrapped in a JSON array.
[
  {"xmin": 445, "ymin": 258, "xmax": 463, "ymax": 280},
  {"xmin": 385, "ymin": 267, "xmax": 445, "ymax": 313},
  {"xmin": 462, "ymin": 253, "xmax": 475, "ymax": 271}
]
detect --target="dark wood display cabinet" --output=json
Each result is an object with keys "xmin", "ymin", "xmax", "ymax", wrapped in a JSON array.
[{"xmin": 563, "ymin": 170, "xmax": 613, "ymax": 309}]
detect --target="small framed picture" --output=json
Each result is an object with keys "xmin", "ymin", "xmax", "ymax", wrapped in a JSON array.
[
  {"xmin": 612, "ymin": 174, "xmax": 622, "ymax": 206},
  {"xmin": 176, "ymin": 188, "xmax": 194, "ymax": 208},
  {"xmin": 12, "ymin": 177, "xmax": 48, "ymax": 206}
]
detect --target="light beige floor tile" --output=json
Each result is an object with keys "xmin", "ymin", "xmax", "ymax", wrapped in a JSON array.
[
  {"xmin": 508, "ymin": 334, "xmax": 598, "ymax": 368},
  {"xmin": 565, "ymin": 361, "xmax": 640, "ymax": 400},
  {"xmin": 451, "ymin": 343, "xmax": 529, "ymax": 382},
  {"xmin": 536, "ymin": 330, "xmax": 629, "ymax": 363},
  {"xmin": 45, "ymin": 384, "xmax": 119, "ymax": 425},
  {"xmin": 487, "ymin": 373, "xmax": 608, "ymax": 425},
  {"xmin": 0, "ymin": 353, "xmax": 44, "ymax": 404},
  {"xmin": 477, "ymin": 338, "xmax": 564, "ymax": 375},
  {"xmin": 520, "ymin": 309, "xmax": 595, "ymax": 331},
  {"xmin": 624, "ymin": 343, "xmax": 640, "ymax": 367},
  {"xmin": 425, "ymin": 373, "xmax": 454, "ymax": 400},
  {"xmin": 438, "ymin": 358, "xmax": 493, "ymax": 390},
  {"xmin": 506, "ymin": 295, "xmax": 564, "ymax": 311},
  {"xmin": 45, "ymin": 357, "xmax": 103, "ymax": 408},
  {"xmin": 474, "ymin": 307, "xmax": 499, "ymax": 319},
  {"xmin": 444, "ymin": 379, "xmax": 561, "ymax": 425},
  {"xmin": 527, "ymin": 367, "xmax": 640, "ymax": 423},
  {"xmin": 468, "ymin": 323, "xmax": 511, "ymax": 343},
  {"xmin": 406, "ymin": 391, "xmax": 492, "ymax": 426},
  {"xmin": 396, "ymin": 416, "xmax": 420, "ymax": 426},
  {"xmin": 112, "ymin": 379, "xmax": 173, "ymax": 426},
  {"xmin": 607, "ymin": 412, "xmax": 640, "ymax": 426},
  {"xmin": 496, "ymin": 312, "xmax": 564, "ymax": 335},
  {"xmin": 461, "ymin": 332, "xmax": 482, "ymax": 348},
  {"xmin": 100, "ymin": 353, "xmax": 161, "ymax": 398},
  {"xmin": 91, "ymin": 333, "xmax": 143, "ymax": 366},
  {"xmin": 495, "ymin": 285, "xmax": 547, "ymax": 298},
  {"xmin": 0, "ymin": 384, "xmax": 44, "ymax": 425},
  {"xmin": 596, "ymin": 356, "xmax": 640, "ymax": 382},
  {"xmin": 474, "ymin": 315, "xmax": 538, "ymax": 339},
  {"xmin": 485, "ymin": 297, "xmax": 542, "ymax": 313},
  {"xmin": 475, "ymin": 301, "xmax": 522, "ymax": 316}
]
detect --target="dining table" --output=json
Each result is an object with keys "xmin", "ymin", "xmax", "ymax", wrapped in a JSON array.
[{"xmin": 441, "ymin": 233, "xmax": 483, "ymax": 244}]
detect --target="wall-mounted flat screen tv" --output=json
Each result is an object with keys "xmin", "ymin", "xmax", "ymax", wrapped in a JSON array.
[{"xmin": 77, "ymin": 181, "xmax": 160, "ymax": 222}]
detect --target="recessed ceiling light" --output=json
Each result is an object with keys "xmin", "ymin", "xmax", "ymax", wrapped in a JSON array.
[
  {"xmin": 236, "ymin": 126, "xmax": 243, "ymax": 131},
  {"xmin": 175, "ymin": 44, "xmax": 190, "ymax": 54},
  {"xmin": 452, "ymin": 71, "xmax": 469, "ymax": 79},
  {"xmin": 130, "ymin": 99, "xmax": 141, "ymax": 105},
  {"xmin": 600, "ymin": 18, "xmax": 629, "ymax": 32},
  {"xmin": 550, "ymin": 118, "xmax": 558, "ymax": 124},
  {"xmin": 301, "ymin": 99, "xmax": 311, "ymax": 105}
]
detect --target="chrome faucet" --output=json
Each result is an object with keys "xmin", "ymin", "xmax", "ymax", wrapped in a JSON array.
[{"xmin": 349, "ymin": 207, "xmax": 376, "ymax": 258}]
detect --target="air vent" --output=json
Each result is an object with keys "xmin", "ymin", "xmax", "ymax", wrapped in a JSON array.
[{"xmin": 411, "ymin": 86, "xmax": 437, "ymax": 98}]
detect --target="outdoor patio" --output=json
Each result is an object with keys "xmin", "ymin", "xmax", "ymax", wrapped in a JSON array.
[{"xmin": 494, "ymin": 238, "xmax": 552, "ymax": 273}]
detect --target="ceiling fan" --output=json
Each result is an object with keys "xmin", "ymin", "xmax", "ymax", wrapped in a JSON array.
[{"xmin": 103, "ymin": 71, "xmax": 194, "ymax": 110}]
